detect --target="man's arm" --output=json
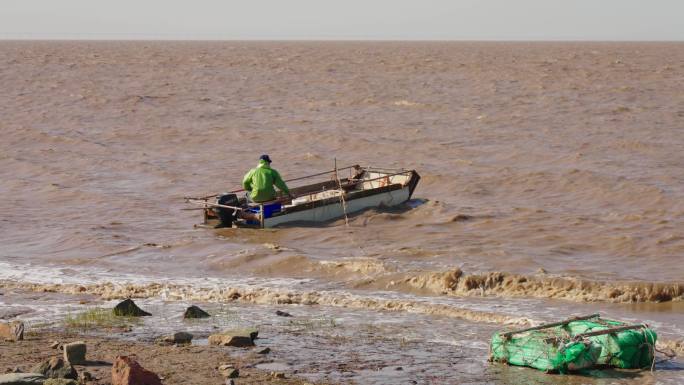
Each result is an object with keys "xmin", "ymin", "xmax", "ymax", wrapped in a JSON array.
[
  {"xmin": 272, "ymin": 170, "xmax": 291, "ymax": 196},
  {"xmin": 242, "ymin": 170, "xmax": 253, "ymax": 192}
]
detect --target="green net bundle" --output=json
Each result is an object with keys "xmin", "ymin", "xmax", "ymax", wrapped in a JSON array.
[
  {"xmin": 489, "ymin": 315, "xmax": 657, "ymax": 373},
  {"xmin": 563, "ymin": 318, "xmax": 657, "ymax": 369},
  {"xmin": 490, "ymin": 329, "xmax": 602, "ymax": 373}
]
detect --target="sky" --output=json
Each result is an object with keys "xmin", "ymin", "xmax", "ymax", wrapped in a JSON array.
[{"xmin": 1, "ymin": 0, "xmax": 683, "ymax": 41}]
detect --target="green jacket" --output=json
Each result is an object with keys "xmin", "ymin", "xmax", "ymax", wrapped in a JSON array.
[{"xmin": 242, "ymin": 160, "xmax": 290, "ymax": 202}]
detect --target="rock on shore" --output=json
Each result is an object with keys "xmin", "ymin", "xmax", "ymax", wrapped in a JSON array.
[
  {"xmin": 62, "ymin": 342, "xmax": 86, "ymax": 365},
  {"xmin": 31, "ymin": 358, "xmax": 77, "ymax": 380},
  {"xmin": 112, "ymin": 356, "xmax": 162, "ymax": 385},
  {"xmin": 113, "ymin": 299, "xmax": 151, "ymax": 317},
  {"xmin": 208, "ymin": 329, "xmax": 257, "ymax": 347},
  {"xmin": 183, "ymin": 305, "xmax": 210, "ymax": 319},
  {"xmin": 0, "ymin": 321, "xmax": 24, "ymax": 342},
  {"xmin": 155, "ymin": 332, "xmax": 193, "ymax": 346}
]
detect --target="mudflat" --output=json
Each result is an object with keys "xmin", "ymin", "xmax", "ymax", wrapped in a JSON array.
[{"xmin": 0, "ymin": 330, "xmax": 315, "ymax": 384}]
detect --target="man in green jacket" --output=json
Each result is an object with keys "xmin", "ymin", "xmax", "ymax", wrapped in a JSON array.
[{"xmin": 242, "ymin": 155, "xmax": 291, "ymax": 203}]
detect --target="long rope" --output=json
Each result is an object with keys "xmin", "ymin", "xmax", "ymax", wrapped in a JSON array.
[{"xmin": 332, "ymin": 160, "xmax": 372, "ymax": 261}]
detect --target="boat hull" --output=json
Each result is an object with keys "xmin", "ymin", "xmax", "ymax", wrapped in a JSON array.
[{"xmin": 263, "ymin": 186, "xmax": 410, "ymax": 227}]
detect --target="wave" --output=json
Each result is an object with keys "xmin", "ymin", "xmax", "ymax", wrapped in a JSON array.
[
  {"xmin": 387, "ymin": 269, "xmax": 683, "ymax": 303},
  {"xmin": 235, "ymin": 254, "xmax": 684, "ymax": 304},
  {"xmin": 2, "ymin": 277, "xmax": 681, "ymax": 356},
  {"xmin": 0, "ymin": 279, "xmax": 528, "ymax": 327}
]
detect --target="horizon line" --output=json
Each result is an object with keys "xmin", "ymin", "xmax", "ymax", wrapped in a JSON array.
[
  {"xmin": 2, "ymin": 32, "xmax": 684, "ymax": 43},
  {"xmin": 1, "ymin": 37, "xmax": 683, "ymax": 43}
]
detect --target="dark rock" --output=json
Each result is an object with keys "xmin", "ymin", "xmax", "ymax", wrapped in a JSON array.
[
  {"xmin": 31, "ymin": 357, "xmax": 77, "ymax": 380},
  {"xmin": 0, "ymin": 321, "xmax": 24, "ymax": 341},
  {"xmin": 63, "ymin": 342, "xmax": 86, "ymax": 365},
  {"xmin": 257, "ymin": 347, "xmax": 271, "ymax": 355},
  {"xmin": 49, "ymin": 341, "xmax": 60, "ymax": 350},
  {"xmin": 245, "ymin": 328, "xmax": 258, "ymax": 341},
  {"xmin": 0, "ymin": 373, "xmax": 46, "ymax": 384},
  {"xmin": 183, "ymin": 305, "xmax": 210, "ymax": 319},
  {"xmin": 111, "ymin": 356, "xmax": 162, "ymax": 385},
  {"xmin": 112, "ymin": 299, "xmax": 151, "ymax": 317},
  {"xmin": 155, "ymin": 332, "xmax": 193, "ymax": 345},
  {"xmin": 275, "ymin": 310, "xmax": 292, "ymax": 317}
]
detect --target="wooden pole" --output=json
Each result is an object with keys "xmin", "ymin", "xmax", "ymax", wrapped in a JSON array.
[
  {"xmin": 573, "ymin": 324, "xmax": 647, "ymax": 340},
  {"xmin": 502, "ymin": 314, "xmax": 600, "ymax": 339}
]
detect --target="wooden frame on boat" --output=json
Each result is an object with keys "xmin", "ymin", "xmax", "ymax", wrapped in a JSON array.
[{"xmin": 187, "ymin": 165, "xmax": 420, "ymax": 228}]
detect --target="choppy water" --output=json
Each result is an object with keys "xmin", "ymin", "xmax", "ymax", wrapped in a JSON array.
[{"xmin": 1, "ymin": 41, "xmax": 683, "ymax": 383}]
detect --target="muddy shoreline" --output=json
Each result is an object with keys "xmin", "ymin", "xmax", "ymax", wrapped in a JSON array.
[{"xmin": 2, "ymin": 285, "xmax": 683, "ymax": 385}]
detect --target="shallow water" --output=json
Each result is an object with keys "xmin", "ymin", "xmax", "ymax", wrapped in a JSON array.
[
  {"xmin": 2, "ymin": 288, "xmax": 682, "ymax": 384},
  {"xmin": 1, "ymin": 41, "xmax": 683, "ymax": 383}
]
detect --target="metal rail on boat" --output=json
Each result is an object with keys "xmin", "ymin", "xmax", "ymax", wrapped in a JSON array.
[{"xmin": 186, "ymin": 166, "xmax": 414, "ymax": 201}]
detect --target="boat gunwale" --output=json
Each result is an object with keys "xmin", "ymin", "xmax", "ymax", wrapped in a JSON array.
[
  {"xmin": 272, "ymin": 183, "xmax": 405, "ymax": 216},
  {"xmin": 273, "ymin": 168, "xmax": 420, "ymax": 216}
]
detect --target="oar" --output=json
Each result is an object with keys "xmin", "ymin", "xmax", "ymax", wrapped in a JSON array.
[{"xmin": 186, "ymin": 199, "xmax": 245, "ymax": 212}]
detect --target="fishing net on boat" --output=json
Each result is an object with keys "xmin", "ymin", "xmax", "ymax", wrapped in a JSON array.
[
  {"xmin": 490, "ymin": 315, "xmax": 657, "ymax": 372},
  {"xmin": 490, "ymin": 328, "xmax": 602, "ymax": 373},
  {"xmin": 563, "ymin": 318, "xmax": 657, "ymax": 369}
]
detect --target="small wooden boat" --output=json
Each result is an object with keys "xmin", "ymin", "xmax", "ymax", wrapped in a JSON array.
[{"xmin": 186, "ymin": 165, "xmax": 420, "ymax": 228}]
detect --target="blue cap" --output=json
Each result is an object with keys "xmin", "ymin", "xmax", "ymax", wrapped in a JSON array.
[{"xmin": 259, "ymin": 154, "xmax": 272, "ymax": 163}]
